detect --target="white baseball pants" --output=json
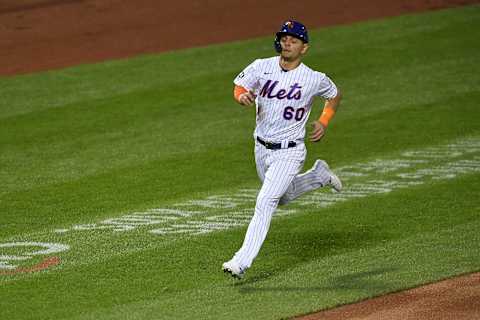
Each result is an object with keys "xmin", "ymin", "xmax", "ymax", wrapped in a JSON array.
[{"xmin": 232, "ymin": 140, "xmax": 332, "ymax": 269}]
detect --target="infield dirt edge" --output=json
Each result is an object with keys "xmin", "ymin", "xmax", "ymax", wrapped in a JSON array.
[{"xmin": 293, "ymin": 272, "xmax": 480, "ymax": 320}]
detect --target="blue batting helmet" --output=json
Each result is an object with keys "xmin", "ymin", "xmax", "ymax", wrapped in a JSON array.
[{"xmin": 274, "ymin": 20, "xmax": 309, "ymax": 53}]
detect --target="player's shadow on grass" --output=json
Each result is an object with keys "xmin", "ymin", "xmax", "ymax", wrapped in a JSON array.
[
  {"xmin": 237, "ymin": 267, "xmax": 398, "ymax": 293},
  {"xmin": 236, "ymin": 226, "xmax": 383, "ymax": 286}
]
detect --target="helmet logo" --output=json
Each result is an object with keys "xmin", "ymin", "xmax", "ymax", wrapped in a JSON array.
[{"xmin": 285, "ymin": 21, "xmax": 294, "ymax": 29}]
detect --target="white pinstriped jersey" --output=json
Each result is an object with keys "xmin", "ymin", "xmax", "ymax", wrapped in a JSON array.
[{"xmin": 234, "ymin": 56, "xmax": 338, "ymax": 142}]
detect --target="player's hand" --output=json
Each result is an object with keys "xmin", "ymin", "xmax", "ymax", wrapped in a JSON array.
[
  {"xmin": 238, "ymin": 91, "xmax": 256, "ymax": 106},
  {"xmin": 310, "ymin": 121, "xmax": 326, "ymax": 142}
]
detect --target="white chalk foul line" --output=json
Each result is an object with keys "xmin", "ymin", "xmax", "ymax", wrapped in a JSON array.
[
  {"xmin": 53, "ymin": 136, "xmax": 480, "ymax": 236},
  {"xmin": 1, "ymin": 136, "xmax": 479, "ymax": 272}
]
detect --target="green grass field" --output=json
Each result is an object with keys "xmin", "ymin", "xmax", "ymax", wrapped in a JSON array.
[{"xmin": 1, "ymin": 5, "xmax": 479, "ymax": 320}]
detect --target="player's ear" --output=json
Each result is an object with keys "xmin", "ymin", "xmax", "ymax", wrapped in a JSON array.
[{"xmin": 301, "ymin": 43, "xmax": 309, "ymax": 55}]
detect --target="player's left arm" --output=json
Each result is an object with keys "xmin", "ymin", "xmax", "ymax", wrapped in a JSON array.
[{"xmin": 310, "ymin": 90, "xmax": 342, "ymax": 142}]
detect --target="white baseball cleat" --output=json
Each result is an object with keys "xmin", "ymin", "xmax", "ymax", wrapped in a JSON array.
[
  {"xmin": 314, "ymin": 159, "xmax": 342, "ymax": 192},
  {"xmin": 222, "ymin": 260, "xmax": 245, "ymax": 279},
  {"xmin": 328, "ymin": 171, "xmax": 342, "ymax": 192}
]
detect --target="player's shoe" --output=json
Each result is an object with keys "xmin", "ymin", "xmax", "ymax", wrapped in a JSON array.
[
  {"xmin": 313, "ymin": 159, "xmax": 342, "ymax": 192},
  {"xmin": 222, "ymin": 260, "xmax": 245, "ymax": 279},
  {"xmin": 328, "ymin": 171, "xmax": 342, "ymax": 192}
]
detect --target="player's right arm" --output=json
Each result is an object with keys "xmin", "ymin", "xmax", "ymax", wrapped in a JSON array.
[
  {"xmin": 234, "ymin": 85, "xmax": 256, "ymax": 106},
  {"xmin": 233, "ymin": 59, "xmax": 260, "ymax": 106}
]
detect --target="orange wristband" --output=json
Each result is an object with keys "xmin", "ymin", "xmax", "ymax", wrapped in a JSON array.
[
  {"xmin": 234, "ymin": 85, "xmax": 248, "ymax": 103},
  {"xmin": 319, "ymin": 107, "xmax": 335, "ymax": 127}
]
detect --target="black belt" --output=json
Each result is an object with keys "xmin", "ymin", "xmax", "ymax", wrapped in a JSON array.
[{"xmin": 256, "ymin": 136, "xmax": 296, "ymax": 150}]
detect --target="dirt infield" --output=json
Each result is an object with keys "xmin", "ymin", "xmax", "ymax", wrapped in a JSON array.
[
  {"xmin": 295, "ymin": 272, "xmax": 480, "ymax": 320},
  {"xmin": 0, "ymin": 0, "xmax": 478, "ymax": 76},
  {"xmin": 2, "ymin": 0, "xmax": 479, "ymax": 318}
]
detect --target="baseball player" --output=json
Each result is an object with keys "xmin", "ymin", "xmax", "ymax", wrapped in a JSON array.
[{"xmin": 222, "ymin": 20, "xmax": 342, "ymax": 279}]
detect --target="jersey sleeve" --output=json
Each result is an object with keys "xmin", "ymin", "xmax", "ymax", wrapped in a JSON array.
[
  {"xmin": 233, "ymin": 59, "xmax": 261, "ymax": 91},
  {"xmin": 315, "ymin": 73, "xmax": 338, "ymax": 99}
]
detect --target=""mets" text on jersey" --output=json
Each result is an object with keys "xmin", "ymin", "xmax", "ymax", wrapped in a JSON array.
[{"xmin": 259, "ymin": 80, "xmax": 302, "ymax": 100}]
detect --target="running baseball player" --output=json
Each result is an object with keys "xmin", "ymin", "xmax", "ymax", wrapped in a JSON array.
[{"xmin": 223, "ymin": 20, "xmax": 342, "ymax": 279}]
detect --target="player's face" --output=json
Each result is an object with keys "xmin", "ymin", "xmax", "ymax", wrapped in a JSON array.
[{"xmin": 280, "ymin": 35, "xmax": 308, "ymax": 61}]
